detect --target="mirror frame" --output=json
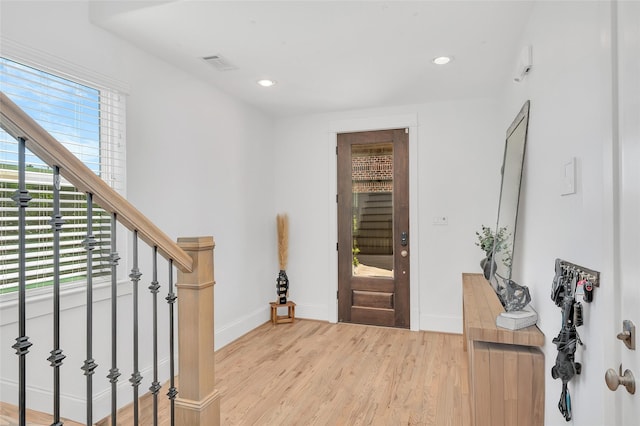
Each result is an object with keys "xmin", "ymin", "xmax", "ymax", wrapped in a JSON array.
[{"xmin": 490, "ymin": 100, "xmax": 530, "ymax": 289}]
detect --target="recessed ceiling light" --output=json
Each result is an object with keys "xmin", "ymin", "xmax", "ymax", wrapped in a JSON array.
[
  {"xmin": 433, "ymin": 56, "xmax": 452, "ymax": 65},
  {"xmin": 257, "ymin": 79, "xmax": 276, "ymax": 87}
]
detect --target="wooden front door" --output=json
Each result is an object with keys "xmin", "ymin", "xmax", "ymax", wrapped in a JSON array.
[{"xmin": 337, "ymin": 129, "xmax": 409, "ymax": 328}]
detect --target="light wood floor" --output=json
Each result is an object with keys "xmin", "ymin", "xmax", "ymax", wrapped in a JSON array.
[
  {"xmin": 0, "ymin": 406, "xmax": 84, "ymax": 426},
  {"xmin": 1, "ymin": 319, "xmax": 471, "ymax": 425},
  {"xmin": 217, "ymin": 320, "xmax": 470, "ymax": 425}
]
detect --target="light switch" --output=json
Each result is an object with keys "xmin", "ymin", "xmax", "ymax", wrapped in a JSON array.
[
  {"xmin": 561, "ymin": 157, "xmax": 576, "ymax": 196},
  {"xmin": 433, "ymin": 216, "xmax": 448, "ymax": 225}
]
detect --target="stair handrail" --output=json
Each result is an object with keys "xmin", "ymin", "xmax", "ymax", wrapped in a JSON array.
[{"xmin": 0, "ymin": 91, "xmax": 193, "ymax": 272}]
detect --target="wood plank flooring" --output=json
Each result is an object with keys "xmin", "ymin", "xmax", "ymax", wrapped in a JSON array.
[
  {"xmin": 0, "ymin": 405, "xmax": 84, "ymax": 426},
  {"xmin": 1, "ymin": 320, "xmax": 470, "ymax": 425},
  {"xmin": 216, "ymin": 320, "xmax": 470, "ymax": 425}
]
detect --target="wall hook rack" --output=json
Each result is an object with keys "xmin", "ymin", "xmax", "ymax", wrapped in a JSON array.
[
  {"xmin": 550, "ymin": 257, "xmax": 601, "ymax": 421},
  {"xmin": 557, "ymin": 259, "xmax": 600, "ymax": 287}
]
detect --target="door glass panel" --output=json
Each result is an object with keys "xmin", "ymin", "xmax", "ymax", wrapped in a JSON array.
[{"xmin": 351, "ymin": 142, "xmax": 393, "ymax": 278}]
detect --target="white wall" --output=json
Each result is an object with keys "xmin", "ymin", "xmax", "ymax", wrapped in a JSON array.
[
  {"xmin": 499, "ymin": 1, "xmax": 615, "ymax": 425},
  {"xmin": 1, "ymin": 0, "xmax": 624, "ymax": 424},
  {"xmin": 0, "ymin": 0, "xmax": 275, "ymax": 422},
  {"xmin": 274, "ymin": 2, "xmax": 623, "ymax": 425},
  {"xmin": 274, "ymin": 98, "xmax": 503, "ymax": 332},
  {"xmin": 123, "ymin": 44, "xmax": 277, "ymax": 351}
]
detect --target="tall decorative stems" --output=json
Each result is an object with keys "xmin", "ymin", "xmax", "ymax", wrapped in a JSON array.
[{"xmin": 276, "ymin": 214, "xmax": 290, "ymax": 304}]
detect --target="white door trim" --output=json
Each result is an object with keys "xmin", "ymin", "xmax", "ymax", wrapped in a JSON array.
[
  {"xmin": 605, "ymin": 1, "xmax": 640, "ymax": 423},
  {"xmin": 327, "ymin": 113, "xmax": 420, "ymax": 330}
]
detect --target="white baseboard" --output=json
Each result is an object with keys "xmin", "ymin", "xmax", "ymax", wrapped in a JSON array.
[
  {"xmin": 215, "ymin": 305, "xmax": 270, "ymax": 350},
  {"xmin": 214, "ymin": 302, "xmax": 330, "ymax": 350},
  {"xmin": 420, "ymin": 313, "xmax": 463, "ymax": 334},
  {"xmin": 1, "ymin": 358, "xmax": 171, "ymax": 423},
  {"xmin": 293, "ymin": 302, "xmax": 328, "ymax": 322},
  {"xmin": 0, "ymin": 378, "xmax": 85, "ymax": 421}
]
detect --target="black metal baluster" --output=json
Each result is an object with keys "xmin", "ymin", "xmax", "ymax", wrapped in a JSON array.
[
  {"xmin": 166, "ymin": 260, "xmax": 177, "ymax": 426},
  {"xmin": 47, "ymin": 166, "xmax": 65, "ymax": 426},
  {"xmin": 149, "ymin": 247, "xmax": 161, "ymax": 426},
  {"xmin": 81, "ymin": 193, "xmax": 98, "ymax": 425},
  {"xmin": 129, "ymin": 231, "xmax": 142, "ymax": 424},
  {"xmin": 11, "ymin": 137, "xmax": 32, "ymax": 426},
  {"xmin": 106, "ymin": 214, "xmax": 120, "ymax": 426}
]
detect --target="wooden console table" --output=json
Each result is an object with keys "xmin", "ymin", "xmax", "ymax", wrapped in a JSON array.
[{"xmin": 462, "ymin": 273, "xmax": 545, "ymax": 426}]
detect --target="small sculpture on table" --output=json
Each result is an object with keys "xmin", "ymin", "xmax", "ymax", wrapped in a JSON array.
[
  {"xmin": 276, "ymin": 269, "xmax": 289, "ymax": 304},
  {"xmin": 498, "ymin": 278, "xmax": 531, "ymax": 312}
]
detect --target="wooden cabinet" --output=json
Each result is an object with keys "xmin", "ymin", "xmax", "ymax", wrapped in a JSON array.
[{"xmin": 462, "ymin": 273, "xmax": 545, "ymax": 426}]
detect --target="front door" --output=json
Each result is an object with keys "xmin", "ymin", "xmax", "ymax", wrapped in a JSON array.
[{"xmin": 337, "ymin": 129, "xmax": 409, "ymax": 328}]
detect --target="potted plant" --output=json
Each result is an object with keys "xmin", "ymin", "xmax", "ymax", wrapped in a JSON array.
[{"xmin": 475, "ymin": 225, "xmax": 510, "ymax": 280}]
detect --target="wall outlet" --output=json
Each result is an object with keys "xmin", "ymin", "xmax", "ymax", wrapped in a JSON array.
[{"xmin": 433, "ymin": 216, "xmax": 448, "ymax": 225}]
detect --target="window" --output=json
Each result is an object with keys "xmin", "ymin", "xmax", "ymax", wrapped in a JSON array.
[{"xmin": 0, "ymin": 57, "xmax": 125, "ymax": 293}]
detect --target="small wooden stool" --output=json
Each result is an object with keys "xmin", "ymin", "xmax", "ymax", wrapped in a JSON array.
[{"xmin": 270, "ymin": 301, "xmax": 296, "ymax": 325}]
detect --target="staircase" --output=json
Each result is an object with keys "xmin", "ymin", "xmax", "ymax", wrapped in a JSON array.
[
  {"xmin": 0, "ymin": 91, "xmax": 220, "ymax": 425},
  {"xmin": 354, "ymin": 192, "xmax": 393, "ymax": 270}
]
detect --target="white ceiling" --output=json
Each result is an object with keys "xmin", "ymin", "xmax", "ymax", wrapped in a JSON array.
[{"xmin": 90, "ymin": 0, "xmax": 534, "ymax": 117}]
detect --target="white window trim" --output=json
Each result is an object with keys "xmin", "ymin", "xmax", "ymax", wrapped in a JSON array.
[
  {"xmin": 0, "ymin": 40, "xmax": 130, "ymax": 301},
  {"xmin": 0, "ymin": 36, "xmax": 130, "ymax": 95}
]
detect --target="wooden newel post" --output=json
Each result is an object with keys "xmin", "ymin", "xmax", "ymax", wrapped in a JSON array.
[{"xmin": 175, "ymin": 236, "xmax": 220, "ymax": 425}]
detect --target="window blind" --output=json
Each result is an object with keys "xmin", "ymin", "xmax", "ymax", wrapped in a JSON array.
[{"xmin": 0, "ymin": 57, "xmax": 126, "ymax": 293}]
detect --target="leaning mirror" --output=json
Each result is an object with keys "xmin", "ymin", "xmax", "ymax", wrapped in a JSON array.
[{"xmin": 490, "ymin": 101, "xmax": 530, "ymax": 294}]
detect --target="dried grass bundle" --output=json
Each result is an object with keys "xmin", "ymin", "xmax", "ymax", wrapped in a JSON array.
[{"xmin": 277, "ymin": 214, "xmax": 289, "ymax": 270}]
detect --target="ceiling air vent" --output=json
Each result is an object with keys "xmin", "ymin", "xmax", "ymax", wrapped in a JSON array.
[{"xmin": 202, "ymin": 54, "xmax": 238, "ymax": 71}]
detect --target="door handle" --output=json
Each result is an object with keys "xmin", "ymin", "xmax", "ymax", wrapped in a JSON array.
[
  {"xmin": 400, "ymin": 231, "xmax": 408, "ymax": 247},
  {"xmin": 616, "ymin": 320, "xmax": 636, "ymax": 350},
  {"xmin": 605, "ymin": 364, "xmax": 636, "ymax": 394}
]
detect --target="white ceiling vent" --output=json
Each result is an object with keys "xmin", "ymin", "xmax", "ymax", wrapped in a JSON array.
[{"xmin": 202, "ymin": 54, "xmax": 238, "ymax": 71}]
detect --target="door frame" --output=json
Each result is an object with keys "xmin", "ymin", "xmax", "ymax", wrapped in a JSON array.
[
  {"xmin": 327, "ymin": 114, "xmax": 419, "ymax": 330},
  {"xmin": 603, "ymin": 0, "xmax": 639, "ymax": 423}
]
